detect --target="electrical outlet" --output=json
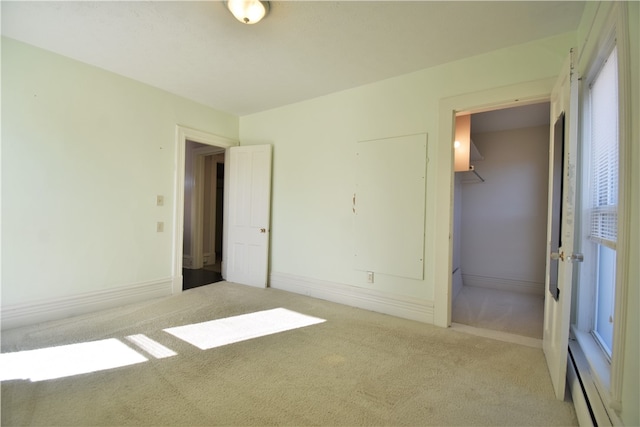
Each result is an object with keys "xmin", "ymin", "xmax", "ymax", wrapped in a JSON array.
[
  {"xmin": 367, "ymin": 271, "xmax": 374, "ymax": 283},
  {"xmin": 157, "ymin": 222, "xmax": 164, "ymax": 232}
]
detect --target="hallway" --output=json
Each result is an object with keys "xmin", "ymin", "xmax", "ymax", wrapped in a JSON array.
[{"xmin": 182, "ymin": 258, "xmax": 223, "ymax": 290}]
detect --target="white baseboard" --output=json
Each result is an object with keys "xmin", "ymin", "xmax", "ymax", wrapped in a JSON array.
[
  {"xmin": 203, "ymin": 252, "xmax": 216, "ymax": 266},
  {"xmin": 270, "ymin": 272, "xmax": 434, "ymax": 324},
  {"xmin": 462, "ymin": 274, "xmax": 544, "ymax": 295},
  {"xmin": 1, "ymin": 278, "xmax": 173, "ymax": 330}
]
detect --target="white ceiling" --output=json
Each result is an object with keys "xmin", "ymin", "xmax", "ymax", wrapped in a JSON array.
[
  {"xmin": 2, "ymin": 1, "xmax": 585, "ymax": 116},
  {"xmin": 471, "ymin": 102, "xmax": 550, "ymax": 134}
]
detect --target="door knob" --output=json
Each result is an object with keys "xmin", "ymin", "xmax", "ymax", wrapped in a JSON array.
[
  {"xmin": 550, "ymin": 251, "xmax": 564, "ymax": 261},
  {"xmin": 550, "ymin": 251, "xmax": 583, "ymax": 262},
  {"xmin": 568, "ymin": 253, "xmax": 584, "ymax": 263},
  {"xmin": 259, "ymin": 228, "xmax": 266, "ymax": 233}
]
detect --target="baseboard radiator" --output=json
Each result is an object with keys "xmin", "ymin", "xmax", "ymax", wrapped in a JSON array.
[{"xmin": 567, "ymin": 341, "xmax": 612, "ymax": 426}]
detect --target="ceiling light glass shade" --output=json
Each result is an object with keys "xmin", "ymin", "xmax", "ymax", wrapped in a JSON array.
[{"xmin": 226, "ymin": 0, "xmax": 270, "ymax": 24}]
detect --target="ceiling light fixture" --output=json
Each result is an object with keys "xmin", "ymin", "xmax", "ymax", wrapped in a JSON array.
[{"xmin": 225, "ymin": 0, "xmax": 270, "ymax": 24}]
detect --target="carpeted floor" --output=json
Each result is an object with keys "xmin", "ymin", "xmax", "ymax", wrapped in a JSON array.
[
  {"xmin": 1, "ymin": 282, "xmax": 576, "ymax": 426},
  {"xmin": 452, "ymin": 285, "xmax": 544, "ymax": 339}
]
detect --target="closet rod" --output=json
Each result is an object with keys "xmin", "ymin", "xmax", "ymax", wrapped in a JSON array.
[{"xmin": 469, "ymin": 165, "xmax": 485, "ymax": 183}]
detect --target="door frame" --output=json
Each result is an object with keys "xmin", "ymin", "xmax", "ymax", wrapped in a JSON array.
[
  {"xmin": 172, "ymin": 125, "xmax": 238, "ymax": 294},
  {"xmin": 190, "ymin": 146, "xmax": 225, "ymax": 270},
  {"xmin": 435, "ymin": 77, "xmax": 556, "ymax": 327}
]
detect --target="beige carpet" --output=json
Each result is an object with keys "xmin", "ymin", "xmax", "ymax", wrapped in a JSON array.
[
  {"xmin": 452, "ymin": 286, "xmax": 544, "ymax": 340},
  {"xmin": 1, "ymin": 282, "xmax": 576, "ymax": 426}
]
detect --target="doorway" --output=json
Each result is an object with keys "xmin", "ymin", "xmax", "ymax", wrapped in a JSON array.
[
  {"xmin": 172, "ymin": 126, "xmax": 237, "ymax": 294},
  {"xmin": 182, "ymin": 141, "xmax": 225, "ymax": 290},
  {"xmin": 451, "ymin": 102, "xmax": 552, "ymax": 340}
]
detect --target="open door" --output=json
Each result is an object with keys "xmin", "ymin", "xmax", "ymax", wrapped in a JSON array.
[
  {"xmin": 543, "ymin": 52, "xmax": 580, "ymax": 400},
  {"xmin": 225, "ymin": 145, "xmax": 272, "ymax": 288}
]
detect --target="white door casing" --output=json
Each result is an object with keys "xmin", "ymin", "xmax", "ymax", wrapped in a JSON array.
[
  {"xmin": 542, "ymin": 52, "xmax": 580, "ymax": 400},
  {"xmin": 225, "ymin": 145, "xmax": 272, "ymax": 288}
]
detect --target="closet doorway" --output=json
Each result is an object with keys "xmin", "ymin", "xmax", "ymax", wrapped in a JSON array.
[{"xmin": 451, "ymin": 102, "xmax": 552, "ymax": 340}]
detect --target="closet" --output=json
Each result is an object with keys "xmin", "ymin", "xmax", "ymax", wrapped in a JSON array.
[{"xmin": 451, "ymin": 103, "xmax": 551, "ymax": 339}]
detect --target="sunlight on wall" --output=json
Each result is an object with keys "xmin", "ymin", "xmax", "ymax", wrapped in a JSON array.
[
  {"xmin": 164, "ymin": 308, "xmax": 326, "ymax": 350},
  {"xmin": 0, "ymin": 339, "xmax": 147, "ymax": 382}
]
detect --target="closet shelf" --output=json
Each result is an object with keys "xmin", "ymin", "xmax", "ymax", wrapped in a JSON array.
[{"xmin": 461, "ymin": 165, "xmax": 485, "ymax": 183}]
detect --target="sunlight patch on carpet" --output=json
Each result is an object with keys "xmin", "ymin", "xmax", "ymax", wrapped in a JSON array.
[
  {"xmin": 164, "ymin": 308, "xmax": 326, "ymax": 350},
  {"xmin": 126, "ymin": 334, "xmax": 177, "ymax": 358},
  {"xmin": 0, "ymin": 339, "xmax": 148, "ymax": 382}
]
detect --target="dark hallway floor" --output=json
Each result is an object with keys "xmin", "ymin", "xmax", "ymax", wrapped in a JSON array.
[{"xmin": 182, "ymin": 268, "xmax": 223, "ymax": 290}]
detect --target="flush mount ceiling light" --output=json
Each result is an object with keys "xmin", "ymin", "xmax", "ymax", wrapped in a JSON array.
[{"xmin": 225, "ymin": 0, "xmax": 270, "ymax": 24}]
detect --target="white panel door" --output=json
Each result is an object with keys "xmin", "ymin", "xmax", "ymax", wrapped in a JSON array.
[
  {"xmin": 225, "ymin": 145, "xmax": 272, "ymax": 288},
  {"xmin": 543, "ymin": 53, "xmax": 580, "ymax": 400}
]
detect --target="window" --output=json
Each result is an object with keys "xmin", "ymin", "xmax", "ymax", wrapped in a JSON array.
[
  {"xmin": 587, "ymin": 46, "xmax": 619, "ymax": 358},
  {"xmin": 573, "ymin": 39, "xmax": 623, "ymax": 415},
  {"xmin": 571, "ymin": 4, "xmax": 632, "ymax": 422}
]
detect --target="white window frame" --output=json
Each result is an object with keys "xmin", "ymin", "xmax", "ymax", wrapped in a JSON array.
[
  {"xmin": 572, "ymin": 2, "xmax": 632, "ymax": 420},
  {"xmin": 584, "ymin": 44, "xmax": 619, "ymax": 360}
]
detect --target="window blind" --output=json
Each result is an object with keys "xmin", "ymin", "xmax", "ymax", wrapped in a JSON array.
[{"xmin": 588, "ymin": 47, "xmax": 618, "ymax": 250}]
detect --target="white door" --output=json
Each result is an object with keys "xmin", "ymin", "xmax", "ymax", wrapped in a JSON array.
[
  {"xmin": 225, "ymin": 145, "xmax": 272, "ymax": 288},
  {"xmin": 543, "ymin": 53, "xmax": 580, "ymax": 400}
]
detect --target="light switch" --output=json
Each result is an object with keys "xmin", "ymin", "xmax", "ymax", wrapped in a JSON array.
[{"xmin": 156, "ymin": 195, "xmax": 164, "ymax": 206}]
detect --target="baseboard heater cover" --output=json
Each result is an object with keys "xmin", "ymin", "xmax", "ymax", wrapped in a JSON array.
[{"xmin": 568, "ymin": 340, "xmax": 613, "ymax": 426}]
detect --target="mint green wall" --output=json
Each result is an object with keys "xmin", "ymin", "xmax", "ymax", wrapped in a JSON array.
[
  {"xmin": 239, "ymin": 32, "xmax": 575, "ymax": 304},
  {"xmin": 1, "ymin": 37, "xmax": 238, "ymax": 305}
]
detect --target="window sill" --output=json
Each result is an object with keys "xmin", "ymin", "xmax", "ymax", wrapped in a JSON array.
[{"xmin": 573, "ymin": 327, "xmax": 611, "ymax": 389}]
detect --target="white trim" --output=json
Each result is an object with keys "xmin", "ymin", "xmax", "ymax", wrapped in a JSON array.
[
  {"xmin": 190, "ymin": 148, "xmax": 224, "ymax": 270},
  {"xmin": 461, "ymin": 274, "xmax": 544, "ymax": 296},
  {"xmin": 1, "ymin": 278, "xmax": 172, "ymax": 330},
  {"xmin": 173, "ymin": 125, "xmax": 237, "ymax": 294},
  {"xmin": 573, "ymin": 2, "xmax": 631, "ymax": 413},
  {"xmin": 192, "ymin": 153, "xmax": 205, "ymax": 269},
  {"xmin": 609, "ymin": 2, "xmax": 631, "ymax": 410},
  {"xmin": 203, "ymin": 252, "xmax": 213, "ymax": 266},
  {"xmin": 182, "ymin": 255, "xmax": 193, "ymax": 269},
  {"xmin": 436, "ymin": 77, "xmax": 556, "ymax": 327},
  {"xmin": 270, "ymin": 272, "xmax": 434, "ymax": 324}
]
